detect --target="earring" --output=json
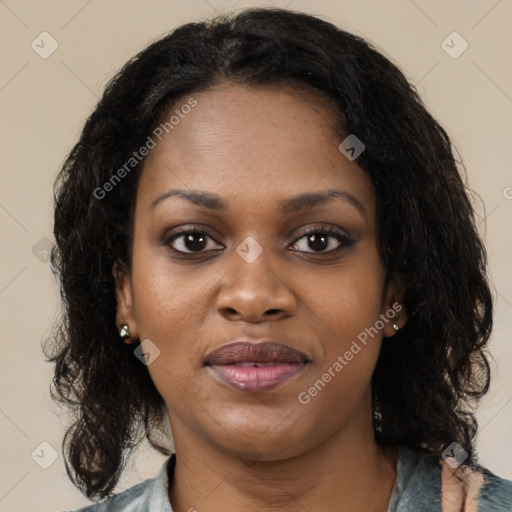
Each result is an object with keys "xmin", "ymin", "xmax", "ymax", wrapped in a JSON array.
[
  {"xmin": 373, "ymin": 399, "xmax": 383, "ymax": 433},
  {"xmin": 392, "ymin": 316, "xmax": 400, "ymax": 333},
  {"xmin": 119, "ymin": 324, "xmax": 131, "ymax": 341}
]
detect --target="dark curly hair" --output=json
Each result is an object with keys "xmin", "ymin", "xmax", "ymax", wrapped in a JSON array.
[{"xmin": 44, "ymin": 7, "xmax": 494, "ymax": 501}]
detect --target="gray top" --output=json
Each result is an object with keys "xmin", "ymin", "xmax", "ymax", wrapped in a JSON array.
[{"xmin": 65, "ymin": 447, "xmax": 512, "ymax": 511}]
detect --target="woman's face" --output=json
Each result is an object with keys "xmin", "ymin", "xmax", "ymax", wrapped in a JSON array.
[{"xmin": 116, "ymin": 83, "xmax": 401, "ymax": 461}]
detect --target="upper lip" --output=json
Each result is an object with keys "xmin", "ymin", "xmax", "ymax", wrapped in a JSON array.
[{"xmin": 204, "ymin": 340, "xmax": 310, "ymax": 365}]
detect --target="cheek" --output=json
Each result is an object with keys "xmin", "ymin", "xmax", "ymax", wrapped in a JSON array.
[
  {"xmin": 306, "ymin": 243, "xmax": 385, "ymax": 337},
  {"xmin": 129, "ymin": 243, "xmax": 205, "ymax": 358},
  {"xmin": 304, "ymin": 245, "xmax": 385, "ymax": 383},
  {"xmin": 129, "ymin": 259, "xmax": 208, "ymax": 408}
]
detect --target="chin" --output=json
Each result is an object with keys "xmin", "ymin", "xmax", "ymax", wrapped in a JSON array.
[{"xmin": 213, "ymin": 424, "xmax": 311, "ymax": 462}]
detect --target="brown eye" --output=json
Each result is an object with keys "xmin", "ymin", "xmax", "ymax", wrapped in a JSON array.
[
  {"xmin": 291, "ymin": 227, "xmax": 354, "ymax": 253},
  {"xmin": 166, "ymin": 229, "xmax": 223, "ymax": 253}
]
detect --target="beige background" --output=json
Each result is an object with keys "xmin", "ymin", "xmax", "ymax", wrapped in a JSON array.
[{"xmin": 0, "ymin": 1, "xmax": 511, "ymax": 511}]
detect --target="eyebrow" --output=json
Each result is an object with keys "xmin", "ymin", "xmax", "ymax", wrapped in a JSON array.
[{"xmin": 150, "ymin": 188, "xmax": 367, "ymax": 219}]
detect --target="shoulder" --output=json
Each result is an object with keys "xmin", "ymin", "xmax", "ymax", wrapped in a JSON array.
[
  {"xmin": 63, "ymin": 478, "xmax": 153, "ymax": 512},
  {"xmin": 476, "ymin": 465, "xmax": 512, "ymax": 510},
  {"xmin": 62, "ymin": 454, "xmax": 175, "ymax": 512},
  {"xmin": 390, "ymin": 447, "xmax": 512, "ymax": 511},
  {"xmin": 438, "ymin": 452, "xmax": 512, "ymax": 511}
]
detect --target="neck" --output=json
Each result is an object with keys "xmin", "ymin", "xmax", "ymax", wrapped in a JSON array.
[{"xmin": 167, "ymin": 415, "xmax": 398, "ymax": 512}]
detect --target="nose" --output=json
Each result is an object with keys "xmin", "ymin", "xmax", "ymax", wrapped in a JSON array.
[{"xmin": 216, "ymin": 247, "xmax": 297, "ymax": 323}]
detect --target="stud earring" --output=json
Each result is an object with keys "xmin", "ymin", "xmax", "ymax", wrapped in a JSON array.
[
  {"xmin": 392, "ymin": 316, "xmax": 400, "ymax": 333},
  {"xmin": 119, "ymin": 324, "xmax": 131, "ymax": 341}
]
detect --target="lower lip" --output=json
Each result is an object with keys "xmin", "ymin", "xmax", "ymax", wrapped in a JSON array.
[{"xmin": 207, "ymin": 362, "xmax": 306, "ymax": 392}]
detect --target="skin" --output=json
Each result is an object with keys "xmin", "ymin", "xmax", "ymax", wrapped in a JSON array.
[{"xmin": 114, "ymin": 82, "xmax": 407, "ymax": 512}]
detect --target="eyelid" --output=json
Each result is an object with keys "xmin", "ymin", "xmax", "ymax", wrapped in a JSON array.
[
  {"xmin": 163, "ymin": 223, "xmax": 349, "ymax": 243},
  {"xmin": 290, "ymin": 223, "xmax": 350, "ymax": 242},
  {"xmin": 289, "ymin": 224, "xmax": 354, "ymax": 253},
  {"xmin": 163, "ymin": 223, "xmax": 354, "ymax": 256},
  {"xmin": 163, "ymin": 225, "xmax": 224, "ymax": 252}
]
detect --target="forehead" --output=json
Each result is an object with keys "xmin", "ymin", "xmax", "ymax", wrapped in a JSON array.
[{"xmin": 137, "ymin": 83, "xmax": 374, "ymax": 216}]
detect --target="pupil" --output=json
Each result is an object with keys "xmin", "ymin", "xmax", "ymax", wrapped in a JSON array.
[
  {"xmin": 186, "ymin": 233, "xmax": 207, "ymax": 251},
  {"xmin": 309, "ymin": 234, "xmax": 328, "ymax": 251}
]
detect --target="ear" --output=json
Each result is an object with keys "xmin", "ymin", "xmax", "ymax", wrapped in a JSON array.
[
  {"xmin": 380, "ymin": 272, "xmax": 408, "ymax": 338},
  {"xmin": 113, "ymin": 261, "xmax": 138, "ymax": 344}
]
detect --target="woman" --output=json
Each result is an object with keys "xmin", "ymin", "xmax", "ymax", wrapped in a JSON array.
[{"xmin": 47, "ymin": 7, "xmax": 512, "ymax": 511}]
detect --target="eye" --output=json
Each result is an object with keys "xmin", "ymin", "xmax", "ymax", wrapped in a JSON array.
[
  {"xmin": 290, "ymin": 226, "xmax": 355, "ymax": 253},
  {"xmin": 165, "ymin": 228, "xmax": 223, "ymax": 253}
]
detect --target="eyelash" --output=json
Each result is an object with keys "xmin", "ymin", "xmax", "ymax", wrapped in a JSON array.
[
  {"xmin": 164, "ymin": 225, "xmax": 355, "ymax": 256},
  {"xmin": 292, "ymin": 226, "xmax": 355, "ymax": 253}
]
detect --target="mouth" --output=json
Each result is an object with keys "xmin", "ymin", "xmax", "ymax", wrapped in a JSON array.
[{"xmin": 204, "ymin": 341, "xmax": 310, "ymax": 392}]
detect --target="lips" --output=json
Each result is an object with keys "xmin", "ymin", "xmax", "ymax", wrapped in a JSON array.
[
  {"xmin": 204, "ymin": 341, "xmax": 310, "ymax": 392},
  {"xmin": 204, "ymin": 341, "xmax": 309, "ymax": 366}
]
